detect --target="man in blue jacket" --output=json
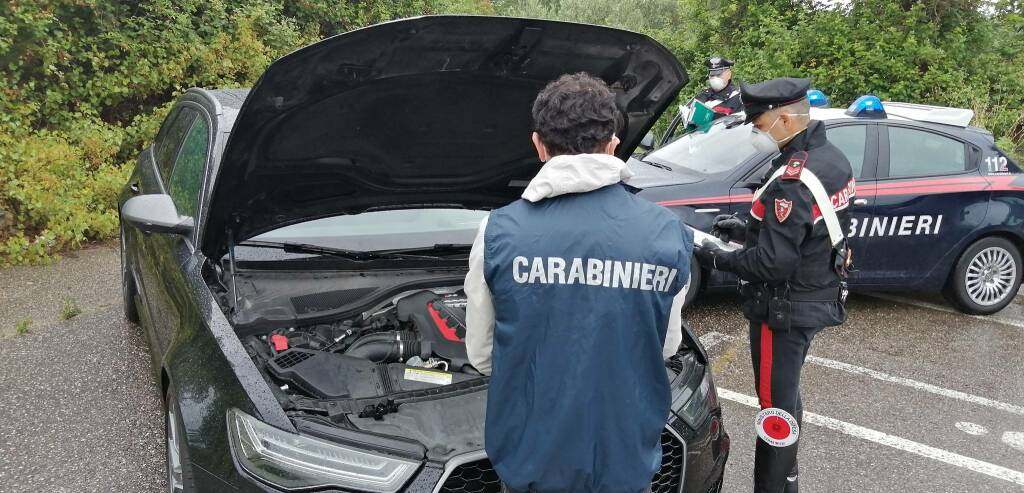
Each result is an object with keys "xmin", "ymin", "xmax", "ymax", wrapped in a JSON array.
[{"xmin": 465, "ymin": 72, "xmax": 694, "ymax": 493}]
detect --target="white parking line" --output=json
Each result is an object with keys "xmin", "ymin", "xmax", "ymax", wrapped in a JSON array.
[
  {"xmin": 805, "ymin": 355, "xmax": 1024, "ymax": 416},
  {"xmin": 700, "ymin": 331, "xmax": 1024, "ymax": 416},
  {"xmin": 1004, "ymin": 432, "xmax": 1024, "ymax": 453},
  {"xmin": 864, "ymin": 292, "xmax": 1024, "ymax": 331},
  {"xmin": 717, "ymin": 388, "xmax": 1024, "ymax": 486}
]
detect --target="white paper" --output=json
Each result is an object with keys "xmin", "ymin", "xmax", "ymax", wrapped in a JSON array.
[{"xmin": 689, "ymin": 225, "xmax": 743, "ymax": 252}]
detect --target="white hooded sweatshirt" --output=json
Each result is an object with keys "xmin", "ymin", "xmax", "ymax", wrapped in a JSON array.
[{"xmin": 463, "ymin": 153, "xmax": 688, "ymax": 375}]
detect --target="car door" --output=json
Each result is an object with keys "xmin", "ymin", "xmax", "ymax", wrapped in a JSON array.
[
  {"xmin": 864, "ymin": 123, "xmax": 985, "ymax": 285},
  {"xmin": 133, "ymin": 107, "xmax": 199, "ymax": 336},
  {"xmin": 823, "ymin": 122, "xmax": 879, "ymax": 285},
  {"xmin": 143, "ymin": 107, "xmax": 213, "ymax": 355}
]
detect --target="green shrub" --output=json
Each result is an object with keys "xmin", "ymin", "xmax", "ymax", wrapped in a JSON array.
[
  {"xmin": 60, "ymin": 297, "xmax": 82, "ymax": 320},
  {"xmin": 15, "ymin": 318, "xmax": 31, "ymax": 335},
  {"xmin": 0, "ymin": 0, "xmax": 491, "ymax": 266},
  {"xmin": 0, "ymin": 1, "xmax": 1020, "ymax": 266}
]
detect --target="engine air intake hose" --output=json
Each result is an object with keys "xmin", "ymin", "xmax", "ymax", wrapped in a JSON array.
[{"xmin": 344, "ymin": 330, "xmax": 421, "ymax": 363}]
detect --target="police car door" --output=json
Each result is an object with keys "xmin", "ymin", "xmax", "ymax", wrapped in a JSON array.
[
  {"xmin": 824, "ymin": 122, "xmax": 879, "ymax": 285},
  {"xmin": 866, "ymin": 123, "xmax": 985, "ymax": 285}
]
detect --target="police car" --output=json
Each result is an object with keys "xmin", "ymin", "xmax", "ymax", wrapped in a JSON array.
[{"xmin": 633, "ymin": 95, "xmax": 1024, "ymax": 315}]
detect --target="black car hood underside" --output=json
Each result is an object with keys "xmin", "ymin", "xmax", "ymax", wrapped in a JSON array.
[{"xmin": 202, "ymin": 15, "xmax": 687, "ymax": 258}]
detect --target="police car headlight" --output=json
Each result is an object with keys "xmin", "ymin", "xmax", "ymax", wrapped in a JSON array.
[
  {"xmin": 677, "ymin": 370, "xmax": 719, "ymax": 428},
  {"xmin": 227, "ymin": 409, "xmax": 419, "ymax": 492}
]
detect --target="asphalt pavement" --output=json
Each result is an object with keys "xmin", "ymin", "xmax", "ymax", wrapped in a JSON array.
[
  {"xmin": 0, "ymin": 246, "xmax": 1022, "ymax": 492},
  {"xmin": 0, "ymin": 306, "xmax": 166, "ymax": 492},
  {"xmin": 689, "ymin": 293, "xmax": 1024, "ymax": 492}
]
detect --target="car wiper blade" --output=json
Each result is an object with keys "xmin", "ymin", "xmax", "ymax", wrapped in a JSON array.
[
  {"xmin": 371, "ymin": 243, "xmax": 474, "ymax": 256},
  {"xmin": 639, "ymin": 159, "xmax": 674, "ymax": 172},
  {"xmin": 238, "ymin": 240, "xmax": 438, "ymax": 260}
]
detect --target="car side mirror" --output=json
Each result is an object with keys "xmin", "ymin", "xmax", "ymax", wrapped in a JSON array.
[
  {"xmin": 121, "ymin": 194, "xmax": 194, "ymax": 236},
  {"xmin": 639, "ymin": 131, "xmax": 656, "ymax": 151}
]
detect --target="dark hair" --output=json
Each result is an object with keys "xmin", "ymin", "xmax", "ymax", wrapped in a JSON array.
[{"xmin": 531, "ymin": 72, "xmax": 619, "ymax": 156}]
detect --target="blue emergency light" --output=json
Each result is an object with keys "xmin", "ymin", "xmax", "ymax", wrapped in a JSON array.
[
  {"xmin": 807, "ymin": 89, "xmax": 830, "ymax": 108},
  {"xmin": 845, "ymin": 95, "xmax": 887, "ymax": 118}
]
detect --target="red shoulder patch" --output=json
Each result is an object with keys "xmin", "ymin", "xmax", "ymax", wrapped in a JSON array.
[
  {"xmin": 781, "ymin": 151, "xmax": 809, "ymax": 181},
  {"xmin": 775, "ymin": 198, "xmax": 793, "ymax": 222}
]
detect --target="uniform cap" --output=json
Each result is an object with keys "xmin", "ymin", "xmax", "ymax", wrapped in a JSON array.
[
  {"xmin": 741, "ymin": 77, "xmax": 811, "ymax": 122},
  {"xmin": 705, "ymin": 56, "xmax": 734, "ymax": 74}
]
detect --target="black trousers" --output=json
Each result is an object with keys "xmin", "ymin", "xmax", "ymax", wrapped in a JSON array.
[{"xmin": 749, "ymin": 321, "xmax": 822, "ymax": 493}]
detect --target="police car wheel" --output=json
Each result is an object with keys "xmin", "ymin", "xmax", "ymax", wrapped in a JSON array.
[
  {"xmin": 949, "ymin": 237, "xmax": 1021, "ymax": 315},
  {"xmin": 682, "ymin": 254, "xmax": 702, "ymax": 308}
]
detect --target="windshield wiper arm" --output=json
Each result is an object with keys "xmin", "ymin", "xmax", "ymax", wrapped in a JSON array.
[
  {"xmin": 371, "ymin": 243, "xmax": 474, "ymax": 256},
  {"xmin": 238, "ymin": 240, "xmax": 439, "ymax": 260},
  {"xmin": 639, "ymin": 159, "xmax": 674, "ymax": 171}
]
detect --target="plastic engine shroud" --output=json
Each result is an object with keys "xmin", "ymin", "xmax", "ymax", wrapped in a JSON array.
[{"xmin": 396, "ymin": 290, "xmax": 471, "ymax": 371}]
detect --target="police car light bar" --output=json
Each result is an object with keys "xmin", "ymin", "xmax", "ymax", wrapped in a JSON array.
[
  {"xmin": 845, "ymin": 95, "xmax": 886, "ymax": 118},
  {"xmin": 807, "ymin": 89, "xmax": 830, "ymax": 108},
  {"xmin": 882, "ymin": 102, "xmax": 974, "ymax": 127}
]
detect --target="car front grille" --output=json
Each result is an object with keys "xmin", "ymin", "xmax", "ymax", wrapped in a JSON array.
[{"xmin": 439, "ymin": 429, "xmax": 684, "ymax": 493}]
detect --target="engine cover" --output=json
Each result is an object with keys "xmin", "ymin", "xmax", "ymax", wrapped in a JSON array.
[{"xmin": 396, "ymin": 290, "xmax": 471, "ymax": 371}]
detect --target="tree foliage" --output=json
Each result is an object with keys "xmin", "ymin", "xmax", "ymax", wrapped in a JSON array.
[
  {"xmin": 498, "ymin": 0, "xmax": 1023, "ymax": 152},
  {"xmin": 0, "ymin": 0, "xmax": 492, "ymax": 266},
  {"xmin": 0, "ymin": 0, "xmax": 1021, "ymax": 265}
]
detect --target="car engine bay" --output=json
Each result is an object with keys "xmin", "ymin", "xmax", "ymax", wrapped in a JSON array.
[{"xmin": 244, "ymin": 287, "xmax": 486, "ymax": 410}]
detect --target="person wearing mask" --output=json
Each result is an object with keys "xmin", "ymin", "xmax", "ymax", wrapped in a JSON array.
[
  {"xmin": 694, "ymin": 56, "xmax": 743, "ymax": 118},
  {"xmin": 695, "ymin": 77, "xmax": 854, "ymax": 493},
  {"xmin": 464, "ymin": 72, "xmax": 693, "ymax": 493}
]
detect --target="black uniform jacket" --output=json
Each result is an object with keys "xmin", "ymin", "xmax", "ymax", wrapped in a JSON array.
[
  {"xmin": 719, "ymin": 121, "xmax": 855, "ymax": 318},
  {"xmin": 695, "ymin": 81, "xmax": 743, "ymax": 117}
]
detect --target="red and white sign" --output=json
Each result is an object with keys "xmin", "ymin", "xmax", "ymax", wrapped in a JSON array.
[
  {"xmin": 774, "ymin": 198, "xmax": 793, "ymax": 223},
  {"xmin": 755, "ymin": 407, "xmax": 800, "ymax": 447}
]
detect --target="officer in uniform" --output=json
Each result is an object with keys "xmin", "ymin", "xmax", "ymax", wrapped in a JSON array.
[
  {"xmin": 694, "ymin": 56, "xmax": 743, "ymax": 118},
  {"xmin": 695, "ymin": 77, "xmax": 854, "ymax": 493}
]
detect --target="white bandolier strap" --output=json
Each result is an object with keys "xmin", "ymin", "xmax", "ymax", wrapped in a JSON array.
[
  {"xmin": 798, "ymin": 169, "xmax": 845, "ymax": 247},
  {"xmin": 752, "ymin": 165, "xmax": 846, "ymax": 247}
]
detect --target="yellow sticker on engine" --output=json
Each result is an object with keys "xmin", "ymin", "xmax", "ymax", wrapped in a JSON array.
[{"xmin": 404, "ymin": 368, "xmax": 453, "ymax": 386}]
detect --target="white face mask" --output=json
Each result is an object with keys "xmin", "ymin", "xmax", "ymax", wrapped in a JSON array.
[
  {"xmin": 709, "ymin": 76, "xmax": 728, "ymax": 92},
  {"xmin": 750, "ymin": 114, "xmax": 809, "ymax": 153}
]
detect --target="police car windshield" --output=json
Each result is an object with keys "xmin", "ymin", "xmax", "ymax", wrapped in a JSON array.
[
  {"xmin": 646, "ymin": 121, "xmax": 760, "ymax": 175},
  {"xmin": 249, "ymin": 209, "xmax": 488, "ymax": 253}
]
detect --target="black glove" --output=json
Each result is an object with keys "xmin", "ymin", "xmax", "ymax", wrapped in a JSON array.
[
  {"xmin": 694, "ymin": 238, "xmax": 726, "ymax": 270},
  {"xmin": 711, "ymin": 214, "xmax": 746, "ymax": 243}
]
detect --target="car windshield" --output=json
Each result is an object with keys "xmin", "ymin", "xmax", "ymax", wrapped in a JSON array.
[
  {"xmin": 251, "ymin": 209, "xmax": 489, "ymax": 252},
  {"xmin": 645, "ymin": 121, "xmax": 762, "ymax": 175}
]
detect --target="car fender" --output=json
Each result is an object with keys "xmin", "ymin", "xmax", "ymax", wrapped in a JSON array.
[
  {"xmin": 161, "ymin": 255, "xmax": 294, "ymax": 483},
  {"xmin": 918, "ymin": 195, "xmax": 1024, "ymax": 289}
]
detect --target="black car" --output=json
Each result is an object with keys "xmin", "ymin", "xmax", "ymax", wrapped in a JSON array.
[
  {"xmin": 119, "ymin": 16, "xmax": 728, "ymax": 493},
  {"xmin": 633, "ymin": 101, "xmax": 1024, "ymax": 314}
]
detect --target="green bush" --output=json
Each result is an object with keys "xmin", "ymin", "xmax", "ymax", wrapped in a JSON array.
[
  {"xmin": 0, "ymin": 0, "xmax": 492, "ymax": 266},
  {"xmin": 0, "ymin": 0, "xmax": 1021, "ymax": 265},
  {"xmin": 496, "ymin": 0, "xmax": 1023, "ymax": 154}
]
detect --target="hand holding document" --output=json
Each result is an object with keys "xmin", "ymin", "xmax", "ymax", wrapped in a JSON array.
[{"xmin": 688, "ymin": 225, "xmax": 743, "ymax": 252}]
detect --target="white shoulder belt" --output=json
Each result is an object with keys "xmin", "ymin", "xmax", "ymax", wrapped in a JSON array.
[{"xmin": 753, "ymin": 165, "xmax": 845, "ymax": 247}]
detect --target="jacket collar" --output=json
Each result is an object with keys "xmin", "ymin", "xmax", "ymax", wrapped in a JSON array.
[
  {"xmin": 776, "ymin": 119, "xmax": 827, "ymax": 164},
  {"xmin": 521, "ymin": 153, "xmax": 634, "ymax": 203}
]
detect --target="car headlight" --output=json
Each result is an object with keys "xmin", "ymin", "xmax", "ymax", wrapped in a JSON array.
[
  {"xmin": 226, "ymin": 408, "xmax": 419, "ymax": 492},
  {"xmin": 676, "ymin": 370, "xmax": 719, "ymax": 427}
]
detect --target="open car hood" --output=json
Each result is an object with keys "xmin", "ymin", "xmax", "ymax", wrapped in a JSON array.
[{"xmin": 202, "ymin": 16, "xmax": 687, "ymax": 258}]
